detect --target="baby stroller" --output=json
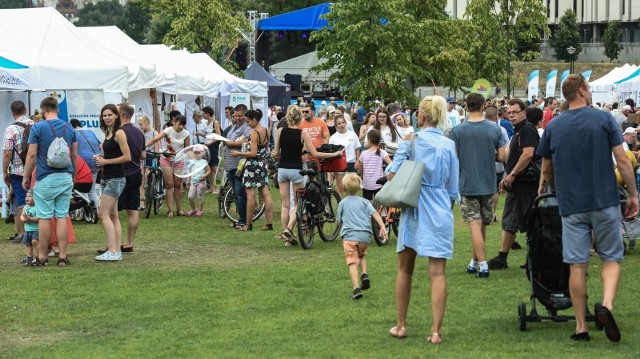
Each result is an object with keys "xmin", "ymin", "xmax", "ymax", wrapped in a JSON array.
[
  {"xmin": 517, "ymin": 194, "xmax": 597, "ymax": 331},
  {"xmin": 619, "ymin": 185, "xmax": 638, "ymax": 251},
  {"xmin": 69, "ymin": 157, "xmax": 98, "ymax": 224}
]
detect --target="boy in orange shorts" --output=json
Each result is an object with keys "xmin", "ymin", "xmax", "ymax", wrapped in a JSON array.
[{"xmin": 337, "ymin": 173, "xmax": 386, "ymax": 299}]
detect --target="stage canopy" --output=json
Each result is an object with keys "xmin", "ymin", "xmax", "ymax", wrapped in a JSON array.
[
  {"xmin": 244, "ymin": 61, "xmax": 290, "ymax": 107},
  {"xmin": 257, "ymin": 3, "xmax": 331, "ymax": 31}
]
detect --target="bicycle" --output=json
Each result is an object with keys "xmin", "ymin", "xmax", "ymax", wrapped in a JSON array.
[
  {"xmin": 143, "ymin": 151, "xmax": 171, "ymax": 218},
  {"xmin": 296, "ymin": 159, "xmax": 342, "ymax": 250},
  {"xmin": 370, "ymin": 177, "xmax": 400, "ymax": 246}
]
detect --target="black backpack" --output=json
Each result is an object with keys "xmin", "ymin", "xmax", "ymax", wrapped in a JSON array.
[{"xmin": 12, "ymin": 122, "xmax": 31, "ymax": 165}]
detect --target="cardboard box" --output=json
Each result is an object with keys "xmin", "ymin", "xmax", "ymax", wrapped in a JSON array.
[{"xmin": 630, "ymin": 113, "xmax": 640, "ymax": 124}]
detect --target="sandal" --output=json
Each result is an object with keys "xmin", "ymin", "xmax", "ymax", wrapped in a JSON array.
[
  {"xmin": 261, "ymin": 224, "xmax": 274, "ymax": 231},
  {"xmin": 177, "ymin": 211, "xmax": 187, "ymax": 216},
  {"xmin": 275, "ymin": 233, "xmax": 287, "ymax": 240},
  {"xmin": 389, "ymin": 326, "xmax": 407, "ymax": 339},
  {"xmin": 167, "ymin": 210, "xmax": 174, "ymax": 218},
  {"xmin": 28, "ymin": 257, "xmax": 48, "ymax": 267},
  {"xmin": 283, "ymin": 228, "xmax": 297, "ymax": 242},
  {"xmin": 426, "ymin": 333, "xmax": 441, "ymax": 344},
  {"xmin": 240, "ymin": 224, "xmax": 253, "ymax": 231},
  {"xmin": 57, "ymin": 257, "xmax": 70, "ymax": 266},
  {"xmin": 284, "ymin": 239, "xmax": 298, "ymax": 246}
]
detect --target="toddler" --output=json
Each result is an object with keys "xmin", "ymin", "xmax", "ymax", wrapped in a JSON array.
[
  {"xmin": 187, "ymin": 147, "xmax": 211, "ymax": 216},
  {"xmin": 337, "ymin": 173, "xmax": 386, "ymax": 299},
  {"xmin": 19, "ymin": 190, "xmax": 39, "ymax": 266}
]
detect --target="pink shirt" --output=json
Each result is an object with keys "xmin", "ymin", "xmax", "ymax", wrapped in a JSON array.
[{"xmin": 358, "ymin": 149, "xmax": 389, "ymax": 190}]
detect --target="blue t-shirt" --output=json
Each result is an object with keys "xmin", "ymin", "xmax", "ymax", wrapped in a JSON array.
[
  {"xmin": 337, "ymin": 195, "xmax": 376, "ymax": 243},
  {"xmin": 357, "ymin": 106, "xmax": 366, "ymax": 124},
  {"xmin": 28, "ymin": 119, "xmax": 77, "ymax": 181},
  {"xmin": 75, "ymin": 129, "xmax": 101, "ymax": 171},
  {"xmin": 23, "ymin": 204, "xmax": 38, "ymax": 232},
  {"xmin": 500, "ymin": 119, "xmax": 514, "ymax": 139},
  {"xmin": 450, "ymin": 120, "xmax": 507, "ymax": 196},
  {"xmin": 536, "ymin": 107, "xmax": 622, "ymax": 216}
]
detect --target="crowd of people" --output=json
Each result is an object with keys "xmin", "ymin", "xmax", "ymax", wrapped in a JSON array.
[{"xmin": 3, "ymin": 78, "xmax": 638, "ymax": 344}]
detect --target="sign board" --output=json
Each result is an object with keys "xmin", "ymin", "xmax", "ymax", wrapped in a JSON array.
[{"xmin": 229, "ymin": 93, "xmax": 250, "ymax": 108}]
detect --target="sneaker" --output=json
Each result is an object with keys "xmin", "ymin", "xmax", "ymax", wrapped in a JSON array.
[
  {"xmin": 186, "ymin": 210, "xmax": 197, "ymax": 216},
  {"xmin": 488, "ymin": 256, "xmax": 508, "ymax": 270},
  {"xmin": 477, "ymin": 269, "xmax": 490, "ymax": 278},
  {"xmin": 5, "ymin": 232, "xmax": 18, "ymax": 241},
  {"xmin": 361, "ymin": 273, "xmax": 370, "ymax": 290},
  {"xmin": 9, "ymin": 234, "xmax": 23, "ymax": 244},
  {"xmin": 20, "ymin": 256, "xmax": 34, "ymax": 265},
  {"xmin": 511, "ymin": 241, "xmax": 522, "ymax": 250},
  {"xmin": 95, "ymin": 251, "xmax": 122, "ymax": 261},
  {"xmin": 467, "ymin": 265, "xmax": 478, "ymax": 274},
  {"xmin": 352, "ymin": 288, "xmax": 363, "ymax": 300}
]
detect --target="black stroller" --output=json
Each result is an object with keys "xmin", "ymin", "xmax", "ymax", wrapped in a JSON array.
[
  {"xmin": 69, "ymin": 182, "xmax": 98, "ymax": 224},
  {"xmin": 517, "ymin": 194, "xmax": 597, "ymax": 331}
]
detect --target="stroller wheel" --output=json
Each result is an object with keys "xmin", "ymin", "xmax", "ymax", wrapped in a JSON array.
[{"xmin": 518, "ymin": 303, "xmax": 527, "ymax": 332}]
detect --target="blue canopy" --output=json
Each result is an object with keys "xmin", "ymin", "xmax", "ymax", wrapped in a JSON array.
[{"xmin": 257, "ymin": 3, "xmax": 331, "ymax": 31}]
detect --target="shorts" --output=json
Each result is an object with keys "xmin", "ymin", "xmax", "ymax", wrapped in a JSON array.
[
  {"xmin": 338, "ymin": 162, "xmax": 357, "ymax": 175},
  {"xmin": 277, "ymin": 168, "xmax": 304, "ymax": 184},
  {"xmin": 460, "ymin": 195, "xmax": 495, "ymax": 224},
  {"xmin": 189, "ymin": 181, "xmax": 207, "ymax": 200},
  {"xmin": 343, "ymin": 240, "xmax": 368, "ymax": 265},
  {"xmin": 496, "ymin": 172, "xmax": 504, "ymax": 192},
  {"xmin": 118, "ymin": 172, "xmax": 142, "ymax": 211},
  {"xmin": 10, "ymin": 174, "xmax": 26, "ymax": 207},
  {"xmin": 501, "ymin": 183, "xmax": 538, "ymax": 233},
  {"xmin": 33, "ymin": 172, "xmax": 73, "ymax": 219},
  {"xmin": 159, "ymin": 155, "xmax": 173, "ymax": 167},
  {"xmin": 102, "ymin": 177, "xmax": 126, "ymax": 199},
  {"xmin": 22, "ymin": 231, "xmax": 39, "ymax": 246},
  {"xmin": 208, "ymin": 144, "xmax": 220, "ymax": 167},
  {"xmin": 362, "ymin": 188, "xmax": 380, "ymax": 201},
  {"xmin": 562, "ymin": 205, "xmax": 623, "ymax": 263}
]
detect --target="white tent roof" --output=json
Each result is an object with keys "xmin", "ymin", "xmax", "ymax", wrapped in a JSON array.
[
  {"xmin": 590, "ymin": 64, "xmax": 639, "ymax": 92},
  {"xmin": 270, "ymin": 51, "xmax": 337, "ymax": 83},
  {"xmin": 0, "ymin": 8, "xmax": 148, "ymax": 92}
]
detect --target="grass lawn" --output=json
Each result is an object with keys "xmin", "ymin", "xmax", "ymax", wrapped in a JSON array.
[{"xmin": 1, "ymin": 191, "xmax": 638, "ymax": 358}]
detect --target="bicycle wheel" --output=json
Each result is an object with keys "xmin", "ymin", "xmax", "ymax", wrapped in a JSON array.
[
  {"xmin": 296, "ymin": 197, "xmax": 316, "ymax": 249},
  {"xmin": 154, "ymin": 172, "xmax": 164, "ymax": 214},
  {"xmin": 318, "ymin": 189, "xmax": 341, "ymax": 242},
  {"xmin": 252, "ymin": 194, "xmax": 266, "ymax": 222},
  {"xmin": 223, "ymin": 186, "xmax": 240, "ymax": 223},
  {"xmin": 144, "ymin": 173, "xmax": 154, "ymax": 218},
  {"xmin": 390, "ymin": 210, "xmax": 400, "ymax": 238},
  {"xmin": 371, "ymin": 216, "xmax": 389, "ymax": 246},
  {"xmin": 218, "ymin": 183, "xmax": 227, "ymax": 218}
]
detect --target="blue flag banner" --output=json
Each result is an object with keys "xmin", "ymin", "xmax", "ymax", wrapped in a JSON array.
[
  {"xmin": 545, "ymin": 70, "xmax": 557, "ymax": 99},
  {"xmin": 528, "ymin": 70, "xmax": 540, "ymax": 102},
  {"xmin": 559, "ymin": 70, "xmax": 570, "ymax": 100},
  {"xmin": 582, "ymin": 70, "xmax": 592, "ymax": 82}
]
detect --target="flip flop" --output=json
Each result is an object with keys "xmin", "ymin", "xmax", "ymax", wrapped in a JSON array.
[
  {"xmin": 389, "ymin": 326, "xmax": 407, "ymax": 339},
  {"xmin": 597, "ymin": 306, "xmax": 621, "ymax": 342},
  {"xmin": 426, "ymin": 333, "xmax": 441, "ymax": 344}
]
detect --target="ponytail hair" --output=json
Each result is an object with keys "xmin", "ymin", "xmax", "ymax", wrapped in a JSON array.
[{"xmin": 367, "ymin": 129, "xmax": 382, "ymax": 156}]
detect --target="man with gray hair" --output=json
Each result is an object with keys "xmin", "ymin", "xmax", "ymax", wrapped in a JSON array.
[{"xmin": 192, "ymin": 110, "xmax": 206, "ymax": 145}]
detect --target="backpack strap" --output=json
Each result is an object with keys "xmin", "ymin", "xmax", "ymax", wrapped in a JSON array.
[
  {"xmin": 10, "ymin": 122, "xmax": 28, "ymax": 159},
  {"xmin": 77, "ymin": 130, "xmax": 99, "ymax": 155}
]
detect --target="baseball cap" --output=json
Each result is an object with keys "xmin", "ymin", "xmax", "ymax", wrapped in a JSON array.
[
  {"xmin": 623, "ymin": 105, "xmax": 632, "ymax": 111},
  {"xmin": 623, "ymin": 127, "xmax": 637, "ymax": 135},
  {"xmin": 327, "ymin": 105, "xmax": 336, "ymax": 113},
  {"xmin": 447, "ymin": 97, "xmax": 456, "ymax": 103}
]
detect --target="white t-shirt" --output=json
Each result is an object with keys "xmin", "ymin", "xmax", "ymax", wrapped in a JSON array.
[
  {"xmin": 163, "ymin": 127, "xmax": 190, "ymax": 153},
  {"xmin": 364, "ymin": 125, "xmax": 400, "ymax": 148},
  {"xmin": 329, "ymin": 130, "xmax": 360, "ymax": 163},
  {"xmin": 396, "ymin": 126, "xmax": 415, "ymax": 143},
  {"xmin": 447, "ymin": 109, "xmax": 460, "ymax": 128}
]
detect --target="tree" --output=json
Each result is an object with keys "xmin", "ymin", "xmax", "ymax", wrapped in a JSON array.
[
  {"xmin": 0, "ymin": 0, "xmax": 25, "ymax": 8},
  {"xmin": 465, "ymin": 0, "xmax": 548, "ymax": 98},
  {"xmin": 312, "ymin": 0, "xmax": 475, "ymax": 105},
  {"xmin": 550, "ymin": 9, "xmax": 582, "ymax": 62},
  {"xmin": 137, "ymin": 0, "xmax": 248, "ymax": 73},
  {"xmin": 602, "ymin": 20, "xmax": 623, "ymax": 62},
  {"xmin": 116, "ymin": 1, "xmax": 152, "ymax": 44},
  {"xmin": 74, "ymin": 0, "xmax": 125, "ymax": 27}
]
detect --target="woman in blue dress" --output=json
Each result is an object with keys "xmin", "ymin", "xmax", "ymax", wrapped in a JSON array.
[{"xmin": 387, "ymin": 96, "xmax": 459, "ymax": 344}]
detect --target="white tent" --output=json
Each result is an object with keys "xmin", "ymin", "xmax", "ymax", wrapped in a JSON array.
[
  {"xmin": 270, "ymin": 51, "xmax": 337, "ymax": 84},
  {"xmin": 590, "ymin": 64, "xmax": 639, "ymax": 92}
]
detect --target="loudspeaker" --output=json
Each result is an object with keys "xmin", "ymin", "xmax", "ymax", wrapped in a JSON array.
[{"xmin": 284, "ymin": 74, "xmax": 302, "ymax": 92}]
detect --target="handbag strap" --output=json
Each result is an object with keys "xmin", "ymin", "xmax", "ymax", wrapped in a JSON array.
[
  {"xmin": 408, "ymin": 133, "xmax": 417, "ymax": 160},
  {"xmin": 78, "ymin": 130, "xmax": 100, "ymax": 155}
]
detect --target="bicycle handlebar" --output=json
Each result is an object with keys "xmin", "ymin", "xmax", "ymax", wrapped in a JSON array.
[{"xmin": 146, "ymin": 150, "xmax": 174, "ymax": 157}]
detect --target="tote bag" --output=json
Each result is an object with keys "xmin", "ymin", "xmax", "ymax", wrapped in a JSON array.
[{"xmin": 375, "ymin": 134, "xmax": 425, "ymax": 208}]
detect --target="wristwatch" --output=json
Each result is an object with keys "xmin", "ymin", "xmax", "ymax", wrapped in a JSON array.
[{"xmin": 510, "ymin": 170, "xmax": 518, "ymax": 177}]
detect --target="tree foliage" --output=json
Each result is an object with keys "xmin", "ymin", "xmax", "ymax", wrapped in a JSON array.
[
  {"xmin": 136, "ymin": 0, "xmax": 248, "ymax": 72},
  {"xmin": 602, "ymin": 20, "xmax": 623, "ymax": 62},
  {"xmin": 74, "ymin": 0, "xmax": 125, "ymax": 27},
  {"xmin": 550, "ymin": 9, "xmax": 582, "ymax": 62},
  {"xmin": 312, "ymin": 0, "xmax": 475, "ymax": 105}
]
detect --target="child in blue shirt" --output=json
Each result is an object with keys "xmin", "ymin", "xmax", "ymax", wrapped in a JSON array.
[
  {"xmin": 337, "ymin": 173, "xmax": 386, "ymax": 299},
  {"xmin": 20, "ymin": 190, "xmax": 39, "ymax": 265},
  {"xmin": 186, "ymin": 146, "xmax": 212, "ymax": 217}
]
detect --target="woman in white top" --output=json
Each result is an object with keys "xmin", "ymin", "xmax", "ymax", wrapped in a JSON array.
[
  {"xmin": 395, "ymin": 113, "xmax": 415, "ymax": 142},
  {"xmin": 364, "ymin": 107, "xmax": 401, "ymax": 154},
  {"xmin": 145, "ymin": 115, "xmax": 191, "ymax": 217},
  {"xmin": 329, "ymin": 116, "xmax": 361, "ymax": 196}
]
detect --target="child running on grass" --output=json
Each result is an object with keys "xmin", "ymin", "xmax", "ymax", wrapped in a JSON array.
[
  {"xmin": 337, "ymin": 173, "xmax": 387, "ymax": 299},
  {"xmin": 20, "ymin": 190, "xmax": 39, "ymax": 266},
  {"xmin": 186, "ymin": 146, "xmax": 211, "ymax": 217}
]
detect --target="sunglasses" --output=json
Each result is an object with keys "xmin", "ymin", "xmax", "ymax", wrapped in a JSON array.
[{"xmin": 302, "ymin": 110, "xmax": 311, "ymax": 114}]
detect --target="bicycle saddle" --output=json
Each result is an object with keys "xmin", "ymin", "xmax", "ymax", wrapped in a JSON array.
[
  {"xmin": 299, "ymin": 169, "xmax": 316, "ymax": 177},
  {"xmin": 376, "ymin": 177, "xmax": 388, "ymax": 185}
]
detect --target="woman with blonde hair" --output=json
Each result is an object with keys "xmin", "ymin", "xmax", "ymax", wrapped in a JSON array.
[{"xmin": 387, "ymin": 96, "xmax": 459, "ymax": 344}]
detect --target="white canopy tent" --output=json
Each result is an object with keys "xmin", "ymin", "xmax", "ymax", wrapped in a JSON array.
[
  {"xmin": 590, "ymin": 64, "xmax": 639, "ymax": 92},
  {"xmin": 589, "ymin": 64, "xmax": 640, "ymax": 105}
]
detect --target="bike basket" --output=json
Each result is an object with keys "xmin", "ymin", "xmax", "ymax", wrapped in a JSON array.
[
  {"xmin": 320, "ymin": 149, "xmax": 347, "ymax": 172},
  {"xmin": 305, "ymin": 181, "xmax": 326, "ymax": 215}
]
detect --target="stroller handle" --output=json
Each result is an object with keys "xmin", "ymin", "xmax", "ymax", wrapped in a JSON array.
[{"xmin": 534, "ymin": 193, "xmax": 557, "ymax": 208}]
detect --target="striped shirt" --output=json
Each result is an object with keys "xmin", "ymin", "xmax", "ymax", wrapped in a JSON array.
[
  {"xmin": 2, "ymin": 116, "xmax": 34, "ymax": 176},
  {"xmin": 359, "ymin": 149, "xmax": 389, "ymax": 190}
]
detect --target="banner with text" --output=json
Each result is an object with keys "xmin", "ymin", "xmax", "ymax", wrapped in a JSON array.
[
  {"xmin": 528, "ymin": 70, "xmax": 539, "ymax": 102},
  {"xmin": 559, "ymin": 70, "xmax": 570, "ymax": 100},
  {"xmin": 545, "ymin": 70, "xmax": 557, "ymax": 99}
]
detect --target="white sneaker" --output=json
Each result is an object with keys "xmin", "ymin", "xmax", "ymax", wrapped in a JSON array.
[{"xmin": 95, "ymin": 251, "xmax": 122, "ymax": 261}]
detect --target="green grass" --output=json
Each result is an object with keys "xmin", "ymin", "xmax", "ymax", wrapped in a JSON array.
[{"xmin": 1, "ymin": 191, "xmax": 639, "ymax": 358}]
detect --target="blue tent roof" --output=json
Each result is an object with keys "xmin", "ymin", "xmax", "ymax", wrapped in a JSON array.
[
  {"xmin": 0, "ymin": 55, "xmax": 27, "ymax": 69},
  {"xmin": 257, "ymin": 3, "xmax": 331, "ymax": 31}
]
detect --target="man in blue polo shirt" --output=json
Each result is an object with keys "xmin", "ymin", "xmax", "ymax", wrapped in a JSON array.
[{"xmin": 537, "ymin": 74, "xmax": 638, "ymax": 343}]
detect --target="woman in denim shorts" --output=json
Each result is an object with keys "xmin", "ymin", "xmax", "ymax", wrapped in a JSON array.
[{"xmin": 94, "ymin": 104, "xmax": 131, "ymax": 261}]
